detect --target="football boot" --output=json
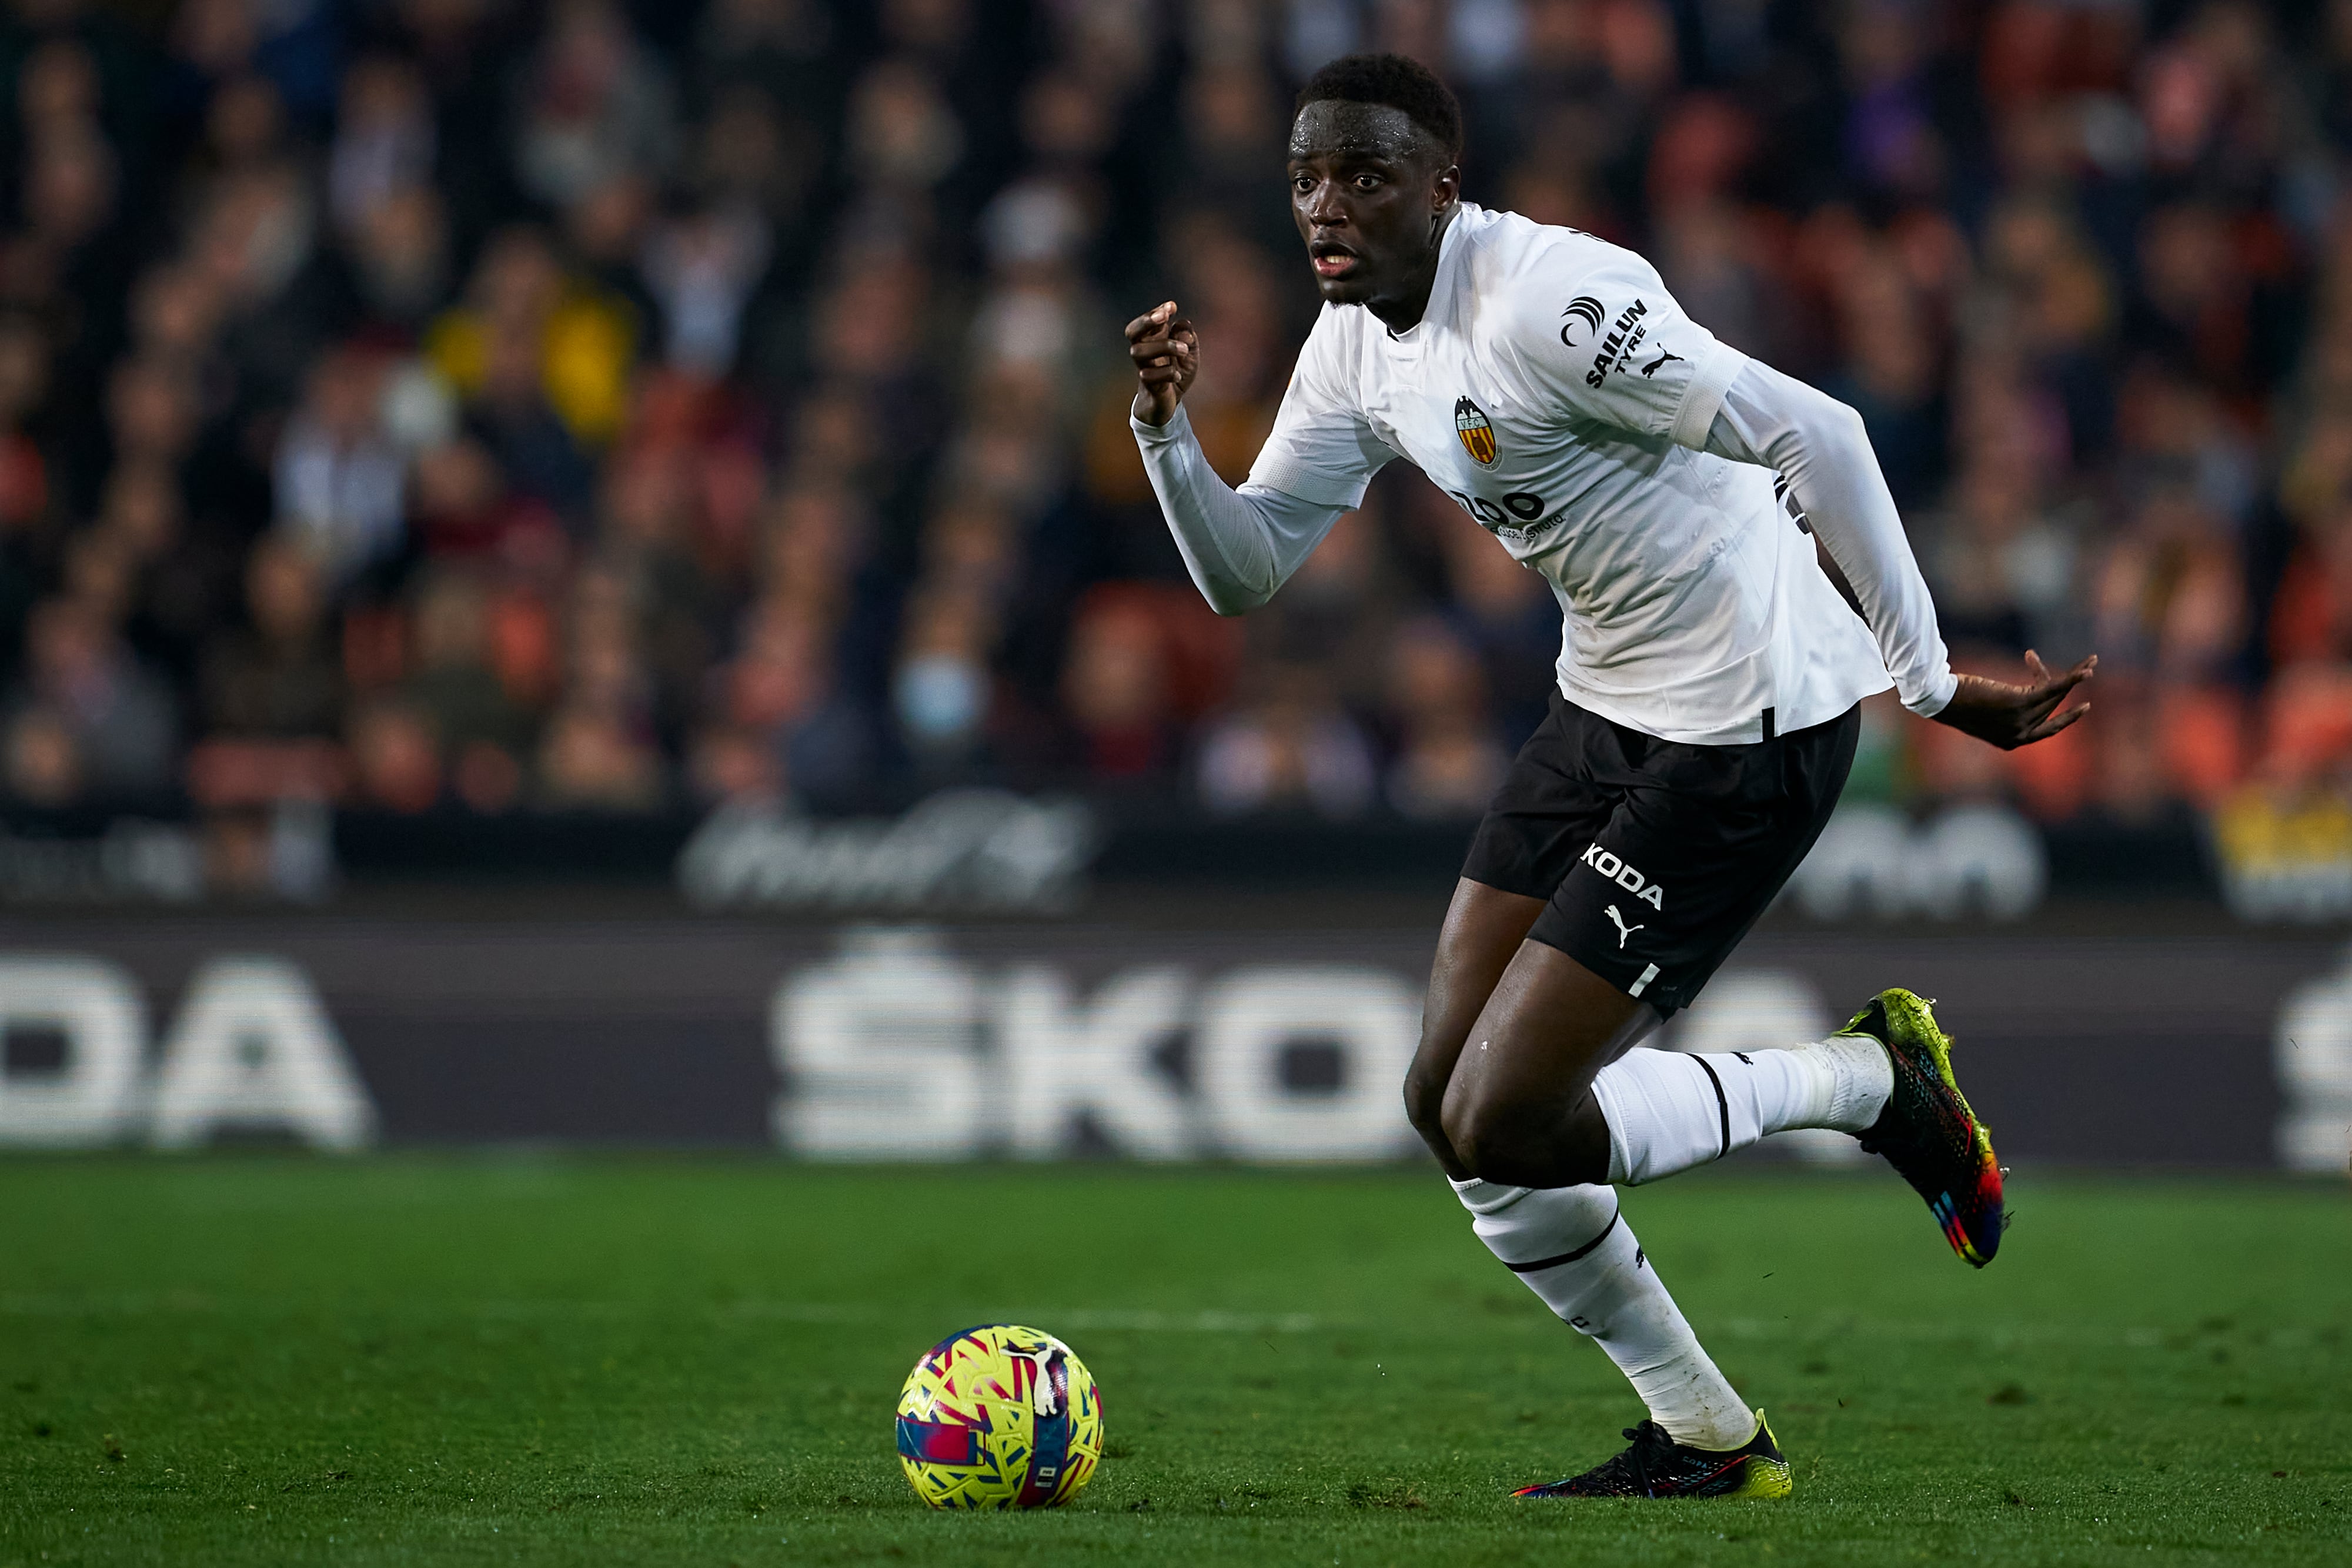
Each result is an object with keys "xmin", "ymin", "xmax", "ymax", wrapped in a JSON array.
[
  {"xmin": 1840, "ymin": 987, "xmax": 2006, "ymax": 1267},
  {"xmin": 1512, "ymin": 1412, "xmax": 1790, "ymax": 1500}
]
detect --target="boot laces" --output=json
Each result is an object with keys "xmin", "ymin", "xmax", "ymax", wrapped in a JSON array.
[{"xmin": 1607, "ymin": 1420, "xmax": 1683, "ymax": 1496}]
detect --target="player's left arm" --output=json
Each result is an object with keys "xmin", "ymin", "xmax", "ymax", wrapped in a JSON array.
[
  {"xmin": 1502, "ymin": 245, "xmax": 2089, "ymax": 749},
  {"xmin": 1702, "ymin": 360, "xmax": 2093, "ymax": 750}
]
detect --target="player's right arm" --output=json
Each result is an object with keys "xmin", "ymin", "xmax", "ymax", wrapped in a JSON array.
[{"xmin": 1125, "ymin": 301, "xmax": 1391, "ymax": 615}]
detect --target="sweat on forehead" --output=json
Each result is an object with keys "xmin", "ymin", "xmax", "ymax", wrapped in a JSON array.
[{"xmin": 1288, "ymin": 99, "xmax": 1438, "ymax": 162}]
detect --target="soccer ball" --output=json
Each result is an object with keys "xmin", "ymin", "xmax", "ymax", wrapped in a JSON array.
[{"xmin": 896, "ymin": 1323, "xmax": 1103, "ymax": 1509}]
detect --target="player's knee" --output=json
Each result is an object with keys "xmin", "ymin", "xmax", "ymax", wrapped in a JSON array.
[
  {"xmin": 1440, "ymin": 1077, "xmax": 1613, "ymax": 1186},
  {"xmin": 1401, "ymin": 1017, "xmax": 1467, "ymax": 1135},
  {"xmin": 1437, "ymin": 1081, "xmax": 1524, "ymax": 1182},
  {"xmin": 1445, "ymin": 1114, "xmax": 1520, "ymax": 1183},
  {"xmin": 1401, "ymin": 1062, "xmax": 1448, "ymax": 1142}
]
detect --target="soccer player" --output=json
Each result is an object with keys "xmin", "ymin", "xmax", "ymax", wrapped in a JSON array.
[{"xmin": 1124, "ymin": 54, "xmax": 2093, "ymax": 1498}]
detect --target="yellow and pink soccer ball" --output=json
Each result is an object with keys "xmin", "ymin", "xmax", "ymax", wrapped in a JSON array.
[{"xmin": 895, "ymin": 1324, "xmax": 1103, "ymax": 1509}]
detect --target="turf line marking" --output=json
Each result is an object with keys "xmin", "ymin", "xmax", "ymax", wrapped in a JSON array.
[
  {"xmin": 0, "ymin": 1295, "xmax": 1324, "ymax": 1335},
  {"xmin": 6, "ymin": 1295, "xmax": 2249, "ymax": 1347},
  {"xmin": 718, "ymin": 1303, "xmax": 1324, "ymax": 1334},
  {"xmin": 1005, "ymin": 1308, "xmax": 1322, "ymax": 1335}
]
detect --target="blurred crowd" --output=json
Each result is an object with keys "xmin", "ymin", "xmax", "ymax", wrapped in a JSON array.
[{"xmin": 5, "ymin": 0, "xmax": 2352, "ymax": 861}]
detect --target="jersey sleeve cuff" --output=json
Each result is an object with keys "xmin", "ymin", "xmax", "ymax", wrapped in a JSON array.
[
  {"xmin": 1130, "ymin": 404, "xmax": 1194, "ymax": 444},
  {"xmin": 1902, "ymin": 666, "xmax": 1959, "ymax": 718},
  {"xmin": 1666, "ymin": 339, "xmax": 1749, "ymax": 451}
]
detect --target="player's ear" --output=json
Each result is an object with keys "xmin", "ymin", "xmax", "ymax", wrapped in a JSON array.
[{"xmin": 1432, "ymin": 161, "xmax": 1461, "ymax": 210}]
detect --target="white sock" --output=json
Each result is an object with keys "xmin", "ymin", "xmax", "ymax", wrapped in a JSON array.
[
  {"xmin": 1590, "ymin": 1038, "xmax": 1892, "ymax": 1186},
  {"xmin": 1451, "ymin": 1176, "xmax": 1755, "ymax": 1450}
]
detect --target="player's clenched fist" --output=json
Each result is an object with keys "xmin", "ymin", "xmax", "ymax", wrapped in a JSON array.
[{"xmin": 1126, "ymin": 301, "xmax": 1198, "ymax": 427}]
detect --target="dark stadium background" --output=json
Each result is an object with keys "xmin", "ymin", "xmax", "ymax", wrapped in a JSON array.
[{"xmin": 0, "ymin": 0, "xmax": 2343, "ymax": 1172}]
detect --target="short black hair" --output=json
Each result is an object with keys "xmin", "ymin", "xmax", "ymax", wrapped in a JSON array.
[{"xmin": 1295, "ymin": 53, "xmax": 1463, "ymax": 163}]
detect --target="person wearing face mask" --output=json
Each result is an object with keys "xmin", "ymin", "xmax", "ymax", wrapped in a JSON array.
[{"xmin": 893, "ymin": 586, "xmax": 992, "ymax": 765}]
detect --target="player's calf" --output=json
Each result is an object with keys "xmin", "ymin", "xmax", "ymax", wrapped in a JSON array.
[{"xmin": 1453, "ymin": 1177, "xmax": 1754, "ymax": 1452}]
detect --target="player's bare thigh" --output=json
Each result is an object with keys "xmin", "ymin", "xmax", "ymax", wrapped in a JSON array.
[
  {"xmin": 1409, "ymin": 877, "xmax": 1658, "ymax": 1183},
  {"xmin": 1403, "ymin": 878, "xmax": 1542, "ymax": 1175},
  {"xmin": 1437, "ymin": 937, "xmax": 1662, "ymax": 1188}
]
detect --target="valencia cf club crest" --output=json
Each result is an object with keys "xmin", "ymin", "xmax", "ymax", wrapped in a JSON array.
[{"xmin": 1454, "ymin": 396, "xmax": 1498, "ymax": 467}]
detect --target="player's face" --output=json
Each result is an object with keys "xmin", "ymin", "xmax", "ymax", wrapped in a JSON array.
[{"xmin": 1287, "ymin": 102, "xmax": 1459, "ymax": 312}]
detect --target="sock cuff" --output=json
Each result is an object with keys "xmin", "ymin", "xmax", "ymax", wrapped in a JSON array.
[
  {"xmin": 1448, "ymin": 1175, "xmax": 1532, "ymax": 1216},
  {"xmin": 1588, "ymin": 1069, "xmax": 1637, "ymax": 1186},
  {"xmin": 1812, "ymin": 1034, "xmax": 1894, "ymax": 1132}
]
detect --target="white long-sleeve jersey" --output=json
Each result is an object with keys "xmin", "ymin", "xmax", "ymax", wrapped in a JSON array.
[{"xmin": 1132, "ymin": 201, "xmax": 1955, "ymax": 745}]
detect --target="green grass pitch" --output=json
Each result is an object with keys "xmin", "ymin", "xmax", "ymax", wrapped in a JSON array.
[{"xmin": 1, "ymin": 1158, "xmax": 2346, "ymax": 1566}]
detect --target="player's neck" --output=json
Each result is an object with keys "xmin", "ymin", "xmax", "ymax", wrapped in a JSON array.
[{"xmin": 1364, "ymin": 204, "xmax": 1461, "ymax": 335}]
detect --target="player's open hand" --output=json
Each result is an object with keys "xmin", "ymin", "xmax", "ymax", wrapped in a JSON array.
[
  {"xmin": 1930, "ymin": 650, "xmax": 2096, "ymax": 751},
  {"xmin": 1126, "ymin": 301, "xmax": 1198, "ymax": 427}
]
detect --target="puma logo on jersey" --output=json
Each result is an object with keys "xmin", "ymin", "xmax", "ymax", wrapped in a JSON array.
[
  {"xmin": 1605, "ymin": 905, "xmax": 1644, "ymax": 948},
  {"xmin": 1582, "ymin": 842, "xmax": 1666, "ymax": 908},
  {"xmin": 1559, "ymin": 295, "xmax": 1605, "ymax": 346},
  {"xmin": 1641, "ymin": 345, "xmax": 1685, "ymax": 377}
]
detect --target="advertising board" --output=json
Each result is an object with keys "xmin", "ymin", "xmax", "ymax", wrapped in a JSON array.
[{"xmin": 0, "ymin": 917, "xmax": 2344, "ymax": 1171}]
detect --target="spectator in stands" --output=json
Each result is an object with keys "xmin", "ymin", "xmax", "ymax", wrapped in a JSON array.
[
  {"xmin": 329, "ymin": 55, "xmax": 436, "ymax": 239},
  {"xmin": 1382, "ymin": 617, "xmax": 1508, "ymax": 820},
  {"xmin": 3, "ymin": 706, "xmax": 82, "ymax": 807},
  {"xmin": 346, "ymin": 183, "xmax": 452, "ymax": 336},
  {"xmin": 1197, "ymin": 663, "xmax": 1375, "ymax": 820},
  {"xmin": 274, "ymin": 347, "xmax": 407, "ymax": 584},
  {"xmin": 5, "ymin": 597, "xmax": 176, "ymax": 803},
  {"xmin": 1061, "ymin": 588, "xmax": 1183, "ymax": 786},
  {"xmin": 893, "ymin": 583, "xmax": 994, "ymax": 772},
  {"xmin": 536, "ymin": 699, "xmax": 666, "ymax": 809},
  {"xmin": 512, "ymin": 0, "xmax": 677, "ymax": 213},
  {"xmin": 1433, "ymin": 498, "xmax": 1558, "ymax": 746},
  {"xmin": 687, "ymin": 720, "xmax": 786, "ymax": 806},
  {"xmin": 200, "ymin": 536, "xmax": 340, "ymax": 742},
  {"xmin": 346, "ymin": 696, "xmax": 440, "ymax": 814}
]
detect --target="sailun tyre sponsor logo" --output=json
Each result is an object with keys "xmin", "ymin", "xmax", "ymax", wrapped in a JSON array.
[
  {"xmin": 1586, "ymin": 298, "xmax": 1651, "ymax": 388},
  {"xmin": 1559, "ymin": 295, "xmax": 1605, "ymax": 346},
  {"xmin": 1453, "ymin": 395, "xmax": 1499, "ymax": 467}
]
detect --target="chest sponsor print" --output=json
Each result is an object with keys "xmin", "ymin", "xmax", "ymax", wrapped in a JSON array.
[{"xmin": 1454, "ymin": 396, "xmax": 1499, "ymax": 467}]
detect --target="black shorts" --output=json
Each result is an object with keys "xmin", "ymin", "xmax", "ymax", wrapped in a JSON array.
[{"xmin": 1461, "ymin": 691, "xmax": 1859, "ymax": 1016}]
